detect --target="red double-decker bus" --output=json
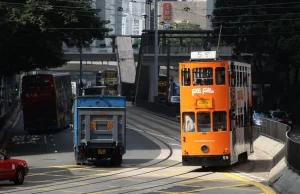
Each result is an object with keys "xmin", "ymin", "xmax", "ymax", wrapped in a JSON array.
[{"xmin": 21, "ymin": 73, "xmax": 72, "ymax": 133}]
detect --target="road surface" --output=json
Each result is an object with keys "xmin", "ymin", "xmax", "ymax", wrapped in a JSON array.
[{"xmin": 0, "ymin": 105, "xmax": 276, "ymax": 194}]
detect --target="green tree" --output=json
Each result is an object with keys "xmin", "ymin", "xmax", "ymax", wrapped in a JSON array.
[
  {"xmin": 212, "ymin": 0, "xmax": 300, "ymax": 108},
  {"xmin": 0, "ymin": 0, "xmax": 111, "ymax": 76}
]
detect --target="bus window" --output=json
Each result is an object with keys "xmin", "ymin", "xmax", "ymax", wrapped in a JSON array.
[
  {"xmin": 216, "ymin": 67, "xmax": 225, "ymax": 85},
  {"xmin": 193, "ymin": 68, "xmax": 213, "ymax": 86},
  {"xmin": 197, "ymin": 112, "xmax": 211, "ymax": 132},
  {"xmin": 181, "ymin": 68, "xmax": 190, "ymax": 86},
  {"xmin": 213, "ymin": 111, "xmax": 227, "ymax": 132},
  {"xmin": 182, "ymin": 112, "xmax": 195, "ymax": 132}
]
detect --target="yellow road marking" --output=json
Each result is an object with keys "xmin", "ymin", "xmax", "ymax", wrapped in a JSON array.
[
  {"xmin": 57, "ymin": 190, "xmax": 83, "ymax": 193},
  {"xmin": 29, "ymin": 188, "xmax": 83, "ymax": 193},
  {"xmin": 223, "ymin": 173, "xmax": 276, "ymax": 194},
  {"xmin": 29, "ymin": 165, "xmax": 78, "ymax": 169},
  {"xmin": 184, "ymin": 183, "xmax": 248, "ymax": 193},
  {"xmin": 222, "ymin": 186, "xmax": 262, "ymax": 192},
  {"xmin": 88, "ymin": 186, "xmax": 144, "ymax": 194},
  {"xmin": 28, "ymin": 169, "xmax": 71, "ymax": 176},
  {"xmin": 180, "ymin": 176, "xmax": 235, "ymax": 184},
  {"xmin": 26, "ymin": 177, "xmax": 79, "ymax": 183}
]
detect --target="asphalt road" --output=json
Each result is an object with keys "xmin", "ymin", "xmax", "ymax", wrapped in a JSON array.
[
  {"xmin": 0, "ymin": 104, "xmax": 276, "ymax": 194},
  {"xmin": 0, "ymin": 110, "xmax": 160, "ymax": 189}
]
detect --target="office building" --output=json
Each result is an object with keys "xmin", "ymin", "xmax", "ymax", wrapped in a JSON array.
[{"xmin": 158, "ymin": 0, "xmax": 214, "ymax": 30}]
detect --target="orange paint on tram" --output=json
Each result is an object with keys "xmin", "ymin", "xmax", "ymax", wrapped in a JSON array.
[{"xmin": 179, "ymin": 53, "xmax": 253, "ymax": 167}]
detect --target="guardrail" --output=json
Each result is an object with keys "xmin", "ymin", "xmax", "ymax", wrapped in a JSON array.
[
  {"xmin": 259, "ymin": 118, "xmax": 300, "ymax": 173},
  {"xmin": 286, "ymin": 128, "xmax": 300, "ymax": 172},
  {"xmin": 62, "ymin": 45, "xmax": 233, "ymax": 56},
  {"xmin": 142, "ymin": 46, "xmax": 233, "ymax": 56}
]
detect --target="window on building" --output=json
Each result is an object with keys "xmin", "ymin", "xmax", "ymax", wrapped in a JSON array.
[
  {"xmin": 182, "ymin": 112, "xmax": 195, "ymax": 132},
  {"xmin": 193, "ymin": 68, "xmax": 213, "ymax": 86},
  {"xmin": 216, "ymin": 67, "xmax": 226, "ymax": 85},
  {"xmin": 213, "ymin": 111, "xmax": 227, "ymax": 132},
  {"xmin": 197, "ymin": 112, "xmax": 211, "ymax": 132}
]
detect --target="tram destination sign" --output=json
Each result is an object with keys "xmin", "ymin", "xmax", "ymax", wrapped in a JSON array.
[{"xmin": 191, "ymin": 51, "xmax": 217, "ymax": 60}]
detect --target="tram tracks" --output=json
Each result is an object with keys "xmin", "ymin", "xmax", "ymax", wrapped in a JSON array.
[{"xmin": 1, "ymin": 108, "xmax": 190, "ymax": 194}]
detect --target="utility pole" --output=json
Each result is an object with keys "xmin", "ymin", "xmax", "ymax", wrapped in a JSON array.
[
  {"xmin": 216, "ymin": 24, "xmax": 223, "ymax": 56},
  {"xmin": 116, "ymin": 44, "xmax": 122, "ymax": 96},
  {"xmin": 79, "ymin": 44, "xmax": 83, "ymax": 96},
  {"xmin": 153, "ymin": 0, "xmax": 158, "ymax": 102},
  {"xmin": 166, "ymin": 41, "xmax": 170, "ymax": 104}
]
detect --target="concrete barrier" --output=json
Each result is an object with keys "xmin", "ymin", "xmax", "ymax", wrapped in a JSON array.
[
  {"xmin": 269, "ymin": 158, "xmax": 300, "ymax": 194},
  {"xmin": 253, "ymin": 135, "xmax": 300, "ymax": 194}
]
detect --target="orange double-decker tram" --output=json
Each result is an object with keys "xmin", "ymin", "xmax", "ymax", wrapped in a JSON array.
[{"xmin": 179, "ymin": 51, "xmax": 253, "ymax": 167}]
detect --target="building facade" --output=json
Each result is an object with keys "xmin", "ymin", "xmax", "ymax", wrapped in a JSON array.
[
  {"xmin": 95, "ymin": 0, "xmax": 123, "ymax": 50},
  {"xmin": 158, "ymin": 0, "xmax": 214, "ymax": 30},
  {"xmin": 122, "ymin": 0, "xmax": 146, "ymax": 35}
]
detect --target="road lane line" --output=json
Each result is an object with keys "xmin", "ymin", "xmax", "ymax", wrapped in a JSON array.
[
  {"xmin": 184, "ymin": 183, "xmax": 248, "ymax": 193},
  {"xmin": 223, "ymin": 172, "xmax": 276, "ymax": 194}
]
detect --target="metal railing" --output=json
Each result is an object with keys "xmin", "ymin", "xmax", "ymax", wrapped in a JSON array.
[
  {"xmin": 259, "ymin": 118, "xmax": 300, "ymax": 173},
  {"xmin": 142, "ymin": 46, "xmax": 233, "ymax": 56},
  {"xmin": 286, "ymin": 128, "xmax": 300, "ymax": 172},
  {"xmin": 62, "ymin": 46, "xmax": 139, "ymax": 54},
  {"xmin": 62, "ymin": 45, "xmax": 233, "ymax": 56},
  {"xmin": 261, "ymin": 118, "xmax": 289, "ymax": 143}
]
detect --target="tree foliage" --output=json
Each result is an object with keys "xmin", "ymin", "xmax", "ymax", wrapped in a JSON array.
[
  {"xmin": 212, "ymin": 0, "xmax": 300, "ymax": 110},
  {"xmin": 212, "ymin": 0, "xmax": 300, "ymax": 67},
  {"xmin": 0, "ymin": 0, "xmax": 111, "ymax": 76}
]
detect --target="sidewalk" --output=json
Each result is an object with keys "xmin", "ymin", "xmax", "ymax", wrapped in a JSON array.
[{"xmin": 0, "ymin": 102, "xmax": 21, "ymax": 151}]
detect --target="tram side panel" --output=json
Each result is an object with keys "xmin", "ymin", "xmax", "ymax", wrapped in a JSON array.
[{"xmin": 228, "ymin": 61, "xmax": 253, "ymax": 164}]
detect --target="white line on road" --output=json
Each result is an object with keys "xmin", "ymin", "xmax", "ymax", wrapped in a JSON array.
[{"xmin": 169, "ymin": 143, "xmax": 181, "ymax": 146}]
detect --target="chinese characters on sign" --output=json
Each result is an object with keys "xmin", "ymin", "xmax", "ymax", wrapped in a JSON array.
[{"xmin": 163, "ymin": 3, "xmax": 172, "ymax": 21}]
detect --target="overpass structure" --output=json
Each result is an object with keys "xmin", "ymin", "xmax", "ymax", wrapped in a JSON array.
[{"xmin": 49, "ymin": 30, "xmax": 234, "ymax": 102}]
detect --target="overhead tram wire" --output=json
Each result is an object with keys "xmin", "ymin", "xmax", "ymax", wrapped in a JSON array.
[
  {"xmin": 2, "ymin": 1, "xmax": 300, "ymax": 37},
  {"xmin": 3, "ymin": 1, "xmax": 300, "ymax": 15},
  {"xmin": 2, "ymin": 1, "xmax": 300, "ymax": 23},
  {"xmin": 3, "ymin": 3, "xmax": 300, "ymax": 28}
]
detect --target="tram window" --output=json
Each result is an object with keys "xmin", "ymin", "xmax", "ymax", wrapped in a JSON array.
[
  {"xmin": 181, "ymin": 68, "xmax": 191, "ymax": 86},
  {"xmin": 197, "ymin": 112, "xmax": 211, "ymax": 132},
  {"xmin": 182, "ymin": 112, "xmax": 195, "ymax": 132},
  {"xmin": 216, "ymin": 67, "xmax": 225, "ymax": 85},
  {"xmin": 213, "ymin": 111, "xmax": 227, "ymax": 132},
  {"xmin": 193, "ymin": 68, "xmax": 213, "ymax": 86}
]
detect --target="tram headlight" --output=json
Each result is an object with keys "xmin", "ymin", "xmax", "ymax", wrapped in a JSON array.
[{"xmin": 201, "ymin": 145, "xmax": 209, "ymax": 153}]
